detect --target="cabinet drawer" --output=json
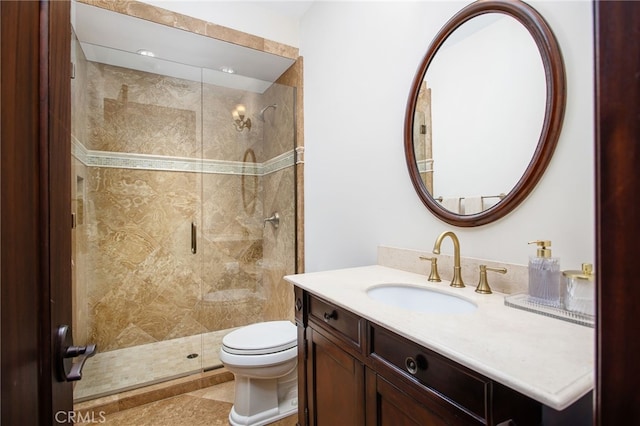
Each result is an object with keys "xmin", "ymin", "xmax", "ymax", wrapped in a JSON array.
[
  {"xmin": 308, "ymin": 294, "xmax": 361, "ymax": 348},
  {"xmin": 370, "ymin": 325, "xmax": 488, "ymax": 420}
]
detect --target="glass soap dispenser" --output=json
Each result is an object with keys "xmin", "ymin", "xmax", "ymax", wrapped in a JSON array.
[
  {"xmin": 562, "ymin": 263, "xmax": 595, "ymax": 316},
  {"xmin": 528, "ymin": 240, "xmax": 561, "ymax": 306}
]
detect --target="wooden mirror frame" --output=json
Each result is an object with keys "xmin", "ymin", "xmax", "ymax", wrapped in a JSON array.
[{"xmin": 404, "ymin": 0, "xmax": 566, "ymax": 227}]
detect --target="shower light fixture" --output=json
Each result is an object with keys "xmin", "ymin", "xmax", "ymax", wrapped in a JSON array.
[
  {"xmin": 220, "ymin": 66, "xmax": 236, "ymax": 74},
  {"xmin": 232, "ymin": 104, "xmax": 251, "ymax": 132}
]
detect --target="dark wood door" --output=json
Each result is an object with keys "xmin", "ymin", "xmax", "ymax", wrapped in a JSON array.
[
  {"xmin": 1, "ymin": 0, "xmax": 72, "ymax": 424},
  {"xmin": 594, "ymin": 1, "xmax": 640, "ymax": 424},
  {"xmin": 307, "ymin": 327, "xmax": 365, "ymax": 426}
]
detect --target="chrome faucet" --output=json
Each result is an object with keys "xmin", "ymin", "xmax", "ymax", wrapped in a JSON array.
[{"xmin": 432, "ymin": 231, "xmax": 465, "ymax": 288}]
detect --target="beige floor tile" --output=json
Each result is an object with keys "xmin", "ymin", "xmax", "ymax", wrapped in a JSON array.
[
  {"xmin": 78, "ymin": 379, "xmax": 297, "ymax": 426},
  {"xmin": 187, "ymin": 380, "xmax": 235, "ymax": 403},
  {"xmin": 85, "ymin": 394, "xmax": 232, "ymax": 426}
]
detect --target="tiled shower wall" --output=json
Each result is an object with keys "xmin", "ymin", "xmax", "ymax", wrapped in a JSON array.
[{"xmin": 71, "ymin": 39, "xmax": 296, "ymax": 353}]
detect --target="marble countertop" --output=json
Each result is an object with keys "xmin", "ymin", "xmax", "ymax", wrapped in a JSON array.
[{"xmin": 284, "ymin": 265, "xmax": 594, "ymax": 411}]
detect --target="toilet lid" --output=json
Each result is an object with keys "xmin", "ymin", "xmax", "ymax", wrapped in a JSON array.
[{"xmin": 222, "ymin": 321, "xmax": 297, "ymax": 355}]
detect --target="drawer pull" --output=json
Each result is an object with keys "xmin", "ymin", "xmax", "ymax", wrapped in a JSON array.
[
  {"xmin": 405, "ymin": 357, "xmax": 418, "ymax": 374},
  {"xmin": 405, "ymin": 355, "xmax": 427, "ymax": 375},
  {"xmin": 323, "ymin": 310, "xmax": 338, "ymax": 322}
]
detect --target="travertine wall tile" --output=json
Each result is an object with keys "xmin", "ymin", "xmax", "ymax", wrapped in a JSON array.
[{"xmin": 78, "ymin": 62, "xmax": 297, "ymax": 352}]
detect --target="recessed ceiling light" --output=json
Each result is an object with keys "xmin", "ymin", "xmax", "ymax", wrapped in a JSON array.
[
  {"xmin": 220, "ymin": 66, "xmax": 236, "ymax": 74},
  {"xmin": 136, "ymin": 49, "xmax": 155, "ymax": 57}
]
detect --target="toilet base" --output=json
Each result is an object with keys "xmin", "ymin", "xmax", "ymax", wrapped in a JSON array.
[
  {"xmin": 228, "ymin": 369, "xmax": 298, "ymax": 426},
  {"xmin": 228, "ymin": 401, "xmax": 297, "ymax": 426}
]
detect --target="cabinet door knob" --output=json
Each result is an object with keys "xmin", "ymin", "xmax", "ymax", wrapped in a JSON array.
[
  {"xmin": 405, "ymin": 355, "xmax": 427, "ymax": 375},
  {"xmin": 323, "ymin": 310, "xmax": 338, "ymax": 322},
  {"xmin": 405, "ymin": 356, "xmax": 419, "ymax": 374}
]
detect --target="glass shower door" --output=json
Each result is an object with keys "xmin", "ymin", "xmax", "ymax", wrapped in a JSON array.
[
  {"xmin": 71, "ymin": 35, "xmax": 206, "ymax": 400},
  {"xmin": 198, "ymin": 73, "xmax": 298, "ymax": 371}
]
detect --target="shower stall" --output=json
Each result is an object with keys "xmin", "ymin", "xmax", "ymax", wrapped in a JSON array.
[{"xmin": 70, "ymin": 3, "xmax": 298, "ymax": 402}]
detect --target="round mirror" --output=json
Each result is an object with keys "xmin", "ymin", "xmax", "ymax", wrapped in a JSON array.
[{"xmin": 404, "ymin": 0, "xmax": 566, "ymax": 227}]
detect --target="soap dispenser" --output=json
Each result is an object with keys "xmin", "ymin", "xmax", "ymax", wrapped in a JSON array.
[{"xmin": 528, "ymin": 240, "xmax": 561, "ymax": 305}]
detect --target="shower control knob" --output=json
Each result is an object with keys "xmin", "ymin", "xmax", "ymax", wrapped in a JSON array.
[{"xmin": 263, "ymin": 212, "xmax": 280, "ymax": 229}]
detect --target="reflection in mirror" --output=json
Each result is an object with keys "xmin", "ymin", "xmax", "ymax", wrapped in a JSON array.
[
  {"xmin": 414, "ymin": 14, "xmax": 546, "ymax": 215},
  {"xmin": 405, "ymin": 0, "xmax": 566, "ymax": 227}
]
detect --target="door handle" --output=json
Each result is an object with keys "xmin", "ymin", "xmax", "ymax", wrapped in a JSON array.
[
  {"xmin": 191, "ymin": 222, "xmax": 197, "ymax": 254},
  {"xmin": 55, "ymin": 325, "xmax": 97, "ymax": 382}
]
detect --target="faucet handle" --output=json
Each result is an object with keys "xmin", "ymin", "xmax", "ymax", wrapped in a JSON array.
[
  {"xmin": 475, "ymin": 265, "xmax": 507, "ymax": 294},
  {"xmin": 419, "ymin": 256, "xmax": 441, "ymax": 282}
]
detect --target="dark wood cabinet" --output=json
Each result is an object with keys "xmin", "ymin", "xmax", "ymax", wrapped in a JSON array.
[
  {"xmin": 294, "ymin": 287, "xmax": 542, "ymax": 426},
  {"xmin": 295, "ymin": 286, "xmax": 366, "ymax": 425},
  {"xmin": 306, "ymin": 328, "xmax": 365, "ymax": 425},
  {"xmin": 366, "ymin": 368, "xmax": 463, "ymax": 426},
  {"xmin": 368, "ymin": 324, "xmax": 541, "ymax": 426},
  {"xmin": 368, "ymin": 325, "xmax": 485, "ymax": 425}
]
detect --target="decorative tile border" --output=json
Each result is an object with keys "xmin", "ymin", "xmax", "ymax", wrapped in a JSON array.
[
  {"xmin": 72, "ymin": 137, "xmax": 294, "ymax": 176},
  {"xmin": 417, "ymin": 158, "xmax": 434, "ymax": 173}
]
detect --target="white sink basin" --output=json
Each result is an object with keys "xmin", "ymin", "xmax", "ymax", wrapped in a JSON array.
[{"xmin": 367, "ymin": 284, "xmax": 477, "ymax": 314}]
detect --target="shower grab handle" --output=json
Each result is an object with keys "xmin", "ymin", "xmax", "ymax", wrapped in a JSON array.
[{"xmin": 191, "ymin": 222, "xmax": 197, "ymax": 254}]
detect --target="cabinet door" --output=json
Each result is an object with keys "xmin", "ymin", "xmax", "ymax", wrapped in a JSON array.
[
  {"xmin": 307, "ymin": 327, "xmax": 365, "ymax": 426},
  {"xmin": 366, "ymin": 368, "xmax": 459, "ymax": 426}
]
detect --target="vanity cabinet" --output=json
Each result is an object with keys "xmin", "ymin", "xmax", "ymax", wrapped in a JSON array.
[
  {"xmin": 295, "ymin": 286, "xmax": 366, "ymax": 425},
  {"xmin": 294, "ymin": 287, "xmax": 542, "ymax": 426},
  {"xmin": 368, "ymin": 324, "xmax": 541, "ymax": 426},
  {"xmin": 306, "ymin": 328, "xmax": 365, "ymax": 425}
]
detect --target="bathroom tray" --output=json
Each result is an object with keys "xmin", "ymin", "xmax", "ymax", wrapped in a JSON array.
[{"xmin": 504, "ymin": 293, "xmax": 594, "ymax": 328}]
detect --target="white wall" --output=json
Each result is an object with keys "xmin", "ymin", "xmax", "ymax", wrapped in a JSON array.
[
  {"xmin": 300, "ymin": 0, "xmax": 594, "ymax": 272},
  {"xmin": 137, "ymin": 0, "xmax": 595, "ymax": 273}
]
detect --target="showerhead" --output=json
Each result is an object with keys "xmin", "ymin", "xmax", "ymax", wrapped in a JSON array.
[{"xmin": 259, "ymin": 104, "xmax": 277, "ymax": 121}]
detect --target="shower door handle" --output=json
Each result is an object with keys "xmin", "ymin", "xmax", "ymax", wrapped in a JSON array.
[
  {"xmin": 55, "ymin": 325, "xmax": 97, "ymax": 382},
  {"xmin": 191, "ymin": 222, "xmax": 197, "ymax": 254}
]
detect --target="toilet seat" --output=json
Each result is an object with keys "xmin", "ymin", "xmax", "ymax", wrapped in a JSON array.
[{"xmin": 222, "ymin": 320, "xmax": 297, "ymax": 355}]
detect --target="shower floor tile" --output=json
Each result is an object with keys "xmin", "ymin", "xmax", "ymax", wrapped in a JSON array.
[{"xmin": 74, "ymin": 328, "xmax": 235, "ymax": 402}]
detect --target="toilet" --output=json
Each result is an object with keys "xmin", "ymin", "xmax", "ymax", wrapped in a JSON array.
[{"xmin": 219, "ymin": 320, "xmax": 298, "ymax": 426}]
